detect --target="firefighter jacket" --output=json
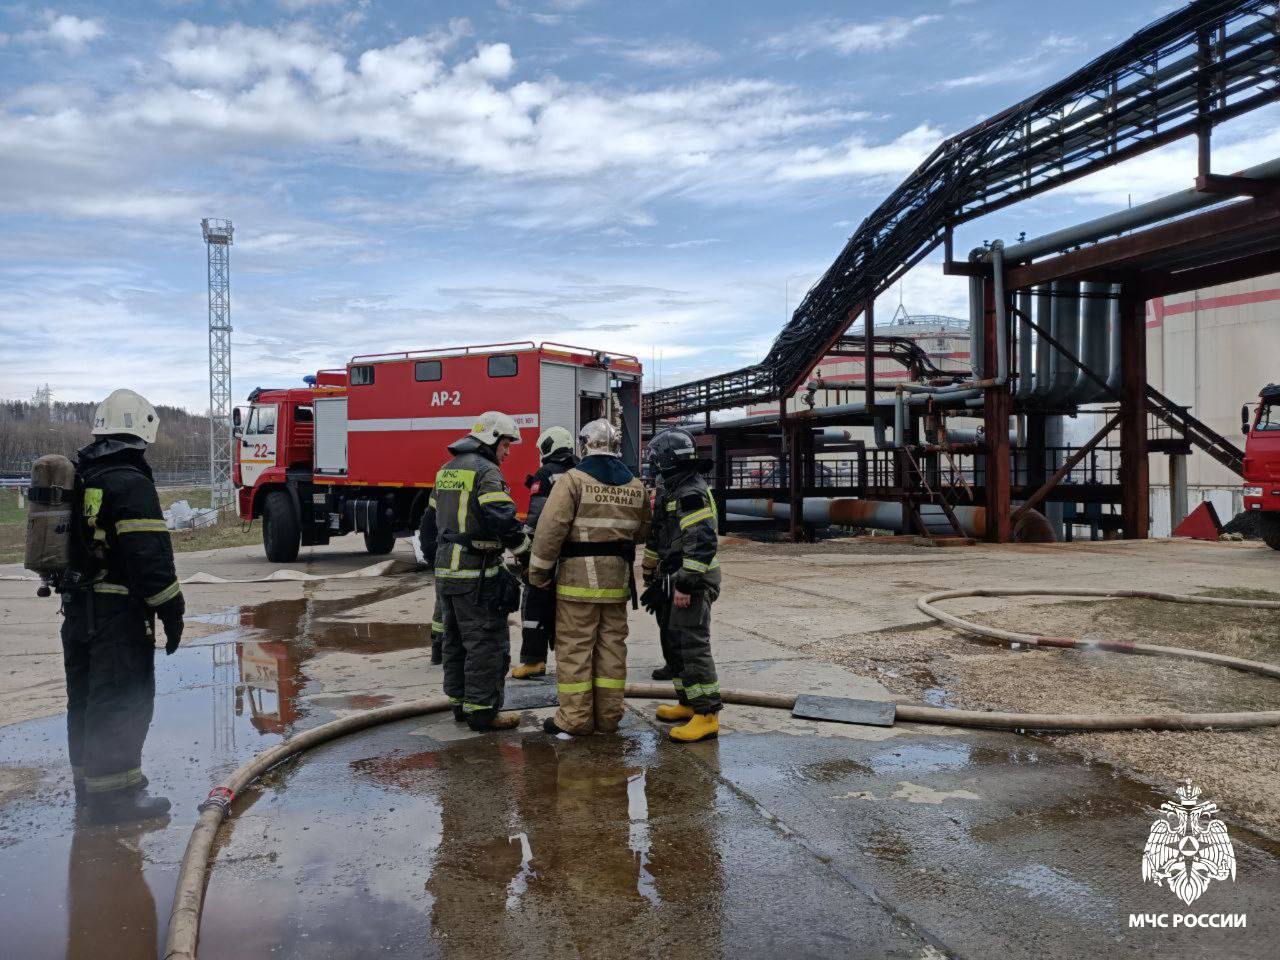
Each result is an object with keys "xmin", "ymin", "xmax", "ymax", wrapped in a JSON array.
[
  {"xmin": 73, "ymin": 439, "xmax": 182, "ymax": 610},
  {"xmin": 524, "ymin": 450, "xmax": 577, "ymax": 532},
  {"xmin": 642, "ymin": 467, "xmax": 721, "ymax": 594},
  {"xmin": 420, "ymin": 436, "xmax": 528, "ymax": 590},
  {"xmin": 528, "ymin": 454, "xmax": 651, "ymax": 604}
]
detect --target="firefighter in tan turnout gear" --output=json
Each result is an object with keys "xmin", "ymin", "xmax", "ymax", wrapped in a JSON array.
[
  {"xmin": 61, "ymin": 390, "xmax": 184, "ymax": 822},
  {"xmin": 641, "ymin": 429, "xmax": 722, "ymax": 743},
  {"xmin": 528, "ymin": 419, "xmax": 651, "ymax": 736},
  {"xmin": 419, "ymin": 412, "xmax": 530, "ymax": 732}
]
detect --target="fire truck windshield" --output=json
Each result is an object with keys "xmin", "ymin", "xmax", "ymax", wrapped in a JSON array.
[{"xmin": 1258, "ymin": 401, "xmax": 1280, "ymax": 431}]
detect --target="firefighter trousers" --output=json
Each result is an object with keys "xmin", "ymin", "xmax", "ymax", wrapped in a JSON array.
[
  {"xmin": 661, "ymin": 589, "xmax": 721, "ymax": 714},
  {"xmin": 61, "ymin": 593, "xmax": 156, "ymax": 794},
  {"xmin": 430, "ymin": 581, "xmax": 444, "ymax": 659},
  {"xmin": 519, "ymin": 581, "xmax": 556, "ymax": 664},
  {"xmin": 440, "ymin": 589, "xmax": 510, "ymax": 726},
  {"xmin": 553, "ymin": 600, "xmax": 629, "ymax": 735}
]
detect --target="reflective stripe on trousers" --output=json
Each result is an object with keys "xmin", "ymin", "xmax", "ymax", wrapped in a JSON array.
[{"xmin": 552, "ymin": 600, "xmax": 629, "ymax": 735}]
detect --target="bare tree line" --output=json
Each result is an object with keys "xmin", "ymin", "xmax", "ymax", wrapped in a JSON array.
[{"xmin": 1, "ymin": 399, "xmax": 212, "ymax": 477}]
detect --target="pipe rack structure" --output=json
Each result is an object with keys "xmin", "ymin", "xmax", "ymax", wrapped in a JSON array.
[{"xmin": 644, "ymin": 0, "xmax": 1279, "ymax": 543}]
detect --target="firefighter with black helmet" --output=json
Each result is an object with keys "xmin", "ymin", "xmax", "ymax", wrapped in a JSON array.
[
  {"xmin": 641, "ymin": 428, "xmax": 722, "ymax": 742},
  {"xmin": 511, "ymin": 425, "xmax": 578, "ymax": 680},
  {"xmin": 62, "ymin": 389, "xmax": 183, "ymax": 822},
  {"xmin": 419, "ymin": 412, "xmax": 530, "ymax": 731}
]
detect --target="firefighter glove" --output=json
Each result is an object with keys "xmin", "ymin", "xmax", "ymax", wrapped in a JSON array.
[{"xmin": 157, "ymin": 593, "xmax": 185, "ymax": 655}]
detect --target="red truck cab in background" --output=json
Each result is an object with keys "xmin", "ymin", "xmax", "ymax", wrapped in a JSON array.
[
  {"xmin": 1241, "ymin": 382, "xmax": 1280, "ymax": 551},
  {"xmin": 235, "ymin": 342, "xmax": 643, "ymax": 562}
]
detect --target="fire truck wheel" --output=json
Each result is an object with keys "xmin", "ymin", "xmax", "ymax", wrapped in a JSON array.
[
  {"xmin": 363, "ymin": 527, "xmax": 397, "ymax": 555},
  {"xmin": 263, "ymin": 490, "xmax": 301, "ymax": 563},
  {"xmin": 1262, "ymin": 513, "xmax": 1280, "ymax": 551}
]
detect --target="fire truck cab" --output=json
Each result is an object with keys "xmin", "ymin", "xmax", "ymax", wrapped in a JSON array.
[
  {"xmin": 1241, "ymin": 382, "xmax": 1280, "ymax": 551},
  {"xmin": 235, "ymin": 342, "xmax": 643, "ymax": 562}
]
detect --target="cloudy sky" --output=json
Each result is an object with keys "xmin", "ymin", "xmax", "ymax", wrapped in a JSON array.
[{"xmin": 2, "ymin": 0, "xmax": 1278, "ymax": 411}]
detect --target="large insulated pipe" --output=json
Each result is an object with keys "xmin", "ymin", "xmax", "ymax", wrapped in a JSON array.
[
  {"xmin": 969, "ymin": 272, "xmax": 985, "ymax": 379},
  {"xmin": 1048, "ymin": 281, "xmax": 1079, "ymax": 402},
  {"xmin": 727, "ymin": 497, "xmax": 987, "ymax": 538},
  {"xmin": 1015, "ymin": 289, "xmax": 1034, "ymax": 399},
  {"xmin": 1032, "ymin": 284, "xmax": 1055, "ymax": 400},
  {"xmin": 1071, "ymin": 281, "xmax": 1111, "ymax": 404},
  {"xmin": 1106, "ymin": 284, "xmax": 1122, "ymax": 392},
  {"xmin": 1000, "ymin": 156, "xmax": 1280, "ymax": 262}
]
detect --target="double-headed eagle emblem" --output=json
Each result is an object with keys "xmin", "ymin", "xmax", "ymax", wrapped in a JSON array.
[{"xmin": 1142, "ymin": 779, "xmax": 1236, "ymax": 906}]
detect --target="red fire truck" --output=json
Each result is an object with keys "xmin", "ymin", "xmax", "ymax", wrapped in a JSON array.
[
  {"xmin": 1241, "ymin": 382, "xmax": 1280, "ymax": 550},
  {"xmin": 234, "ymin": 341, "xmax": 644, "ymax": 561}
]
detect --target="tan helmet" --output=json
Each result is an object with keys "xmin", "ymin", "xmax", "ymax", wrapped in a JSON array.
[
  {"xmin": 536, "ymin": 426, "xmax": 574, "ymax": 458},
  {"xmin": 578, "ymin": 418, "xmax": 620, "ymax": 456},
  {"xmin": 468, "ymin": 411, "xmax": 522, "ymax": 446},
  {"xmin": 92, "ymin": 389, "xmax": 160, "ymax": 444}
]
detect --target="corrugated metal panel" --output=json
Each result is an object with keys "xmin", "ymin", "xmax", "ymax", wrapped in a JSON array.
[
  {"xmin": 578, "ymin": 366, "xmax": 607, "ymax": 397},
  {"xmin": 540, "ymin": 363, "xmax": 577, "ymax": 436},
  {"xmin": 314, "ymin": 397, "xmax": 348, "ymax": 474}
]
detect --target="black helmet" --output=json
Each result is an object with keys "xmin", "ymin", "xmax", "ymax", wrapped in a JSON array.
[{"xmin": 647, "ymin": 429, "xmax": 701, "ymax": 474}]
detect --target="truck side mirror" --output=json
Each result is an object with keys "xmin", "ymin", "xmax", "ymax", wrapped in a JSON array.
[
  {"xmin": 1241, "ymin": 404, "xmax": 1250, "ymax": 436},
  {"xmin": 232, "ymin": 407, "xmax": 244, "ymax": 438}
]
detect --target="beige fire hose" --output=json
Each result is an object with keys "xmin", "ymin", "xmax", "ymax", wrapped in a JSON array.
[{"xmin": 166, "ymin": 589, "xmax": 1280, "ymax": 958}]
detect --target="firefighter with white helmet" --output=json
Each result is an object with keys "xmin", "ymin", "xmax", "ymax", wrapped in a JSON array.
[
  {"xmin": 419, "ymin": 411, "xmax": 530, "ymax": 731},
  {"xmin": 528, "ymin": 418, "xmax": 651, "ymax": 736},
  {"xmin": 61, "ymin": 389, "xmax": 183, "ymax": 821},
  {"xmin": 511, "ymin": 426, "xmax": 579, "ymax": 680}
]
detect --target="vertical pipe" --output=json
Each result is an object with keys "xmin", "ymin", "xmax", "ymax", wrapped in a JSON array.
[
  {"xmin": 1032, "ymin": 285, "xmax": 1054, "ymax": 400},
  {"xmin": 1106, "ymin": 283, "xmax": 1122, "ymax": 391},
  {"xmin": 863, "ymin": 298, "xmax": 875, "ymax": 412},
  {"xmin": 1049, "ymin": 281, "xmax": 1080, "ymax": 402},
  {"xmin": 969, "ymin": 273, "xmax": 985, "ymax": 379},
  {"xmin": 983, "ymin": 273, "xmax": 1012, "ymax": 542},
  {"xmin": 1169, "ymin": 454, "xmax": 1189, "ymax": 532},
  {"xmin": 1119, "ymin": 291, "xmax": 1150, "ymax": 539},
  {"xmin": 1015, "ymin": 289, "xmax": 1034, "ymax": 399}
]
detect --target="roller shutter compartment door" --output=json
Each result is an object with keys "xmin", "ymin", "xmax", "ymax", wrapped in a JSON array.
[
  {"xmin": 314, "ymin": 398, "xmax": 348, "ymax": 475},
  {"xmin": 540, "ymin": 362, "xmax": 578, "ymax": 435}
]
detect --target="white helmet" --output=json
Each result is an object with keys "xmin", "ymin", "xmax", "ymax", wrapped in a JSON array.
[
  {"xmin": 468, "ymin": 411, "xmax": 522, "ymax": 446},
  {"xmin": 578, "ymin": 418, "xmax": 620, "ymax": 456},
  {"xmin": 536, "ymin": 426, "xmax": 574, "ymax": 459},
  {"xmin": 92, "ymin": 389, "xmax": 159, "ymax": 444}
]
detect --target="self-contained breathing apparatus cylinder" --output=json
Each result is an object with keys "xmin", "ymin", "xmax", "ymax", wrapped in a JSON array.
[{"xmin": 23, "ymin": 454, "xmax": 77, "ymax": 596}]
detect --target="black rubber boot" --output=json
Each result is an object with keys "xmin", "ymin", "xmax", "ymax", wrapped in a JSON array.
[
  {"xmin": 87, "ymin": 786, "xmax": 171, "ymax": 825},
  {"xmin": 452, "ymin": 705, "xmax": 466, "ymax": 723},
  {"xmin": 651, "ymin": 664, "xmax": 674, "ymax": 681},
  {"xmin": 543, "ymin": 716, "xmax": 573, "ymax": 736}
]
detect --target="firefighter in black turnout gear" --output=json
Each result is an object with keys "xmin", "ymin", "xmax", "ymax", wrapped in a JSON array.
[
  {"xmin": 642, "ymin": 429, "xmax": 722, "ymax": 743},
  {"xmin": 419, "ymin": 412, "xmax": 530, "ymax": 731},
  {"xmin": 511, "ymin": 426, "xmax": 578, "ymax": 680},
  {"xmin": 62, "ymin": 389, "xmax": 183, "ymax": 823}
]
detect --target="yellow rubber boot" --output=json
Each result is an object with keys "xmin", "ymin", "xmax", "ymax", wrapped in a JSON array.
[
  {"xmin": 669, "ymin": 712, "xmax": 719, "ymax": 743},
  {"xmin": 511, "ymin": 662, "xmax": 546, "ymax": 680},
  {"xmin": 655, "ymin": 703, "xmax": 695, "ymax": 723}
]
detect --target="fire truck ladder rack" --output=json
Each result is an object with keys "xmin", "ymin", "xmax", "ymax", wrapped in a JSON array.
[{"xmin": 643, "ymin": 0, "xmax": 1280, "ymax": 422}]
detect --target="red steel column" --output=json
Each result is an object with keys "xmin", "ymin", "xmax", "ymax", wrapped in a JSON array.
[
  {"xmin": 982, "ymin": 275, "xmax": 1012, "ymax": 543},
  {"xmin": 1119, "ymin": 291, "xmax": 1150, "ymax": 538}
]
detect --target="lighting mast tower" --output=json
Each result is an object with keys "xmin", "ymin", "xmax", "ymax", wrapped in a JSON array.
[{"xmin": 201, "ymin": 218, "xmax": 235, "ymax": 511}]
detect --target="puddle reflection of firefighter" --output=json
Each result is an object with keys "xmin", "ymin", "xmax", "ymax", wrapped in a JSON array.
[
  {"xmin": 427, "ymin": 737, "xmax": 524, "ymax": 958},
  {"xmin": 65, "ymin": 819, "xmax": 161, "ymax": 960}
]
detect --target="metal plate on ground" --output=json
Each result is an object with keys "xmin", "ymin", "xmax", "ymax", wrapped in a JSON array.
[
  {"xmin": 792, "ymin": 694, "xmax": 896, "ymax": 727},
  {"xmin": 504, "ymin": 684, "xmax": 560, "ymax": 711}
]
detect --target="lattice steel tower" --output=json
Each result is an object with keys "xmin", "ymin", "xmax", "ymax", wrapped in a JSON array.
[{"xmin": 201, "ymin": 218, "xmax": 234, "ymax": 511}]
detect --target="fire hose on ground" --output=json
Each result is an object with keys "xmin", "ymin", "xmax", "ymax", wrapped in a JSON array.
[{"xmin": 165, "ymin": 588, "xmax": 1280, "ymax": 959}]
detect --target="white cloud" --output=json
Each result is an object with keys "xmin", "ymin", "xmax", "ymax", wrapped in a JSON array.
[
  {"xmin": 774, "ymin": 124, "xmax": 943, "ymax": 181},
  {"xmin": 763, "ymin": 15, "xmax": 940, "ymax": 57},
  {"xmin": 934, "ymin": 34, "xmax": 1083, "ymax": 90},
  {"xmin": 19, "ymin": 12, "xmax": 104, "ymax": 53},
  {"xmin": 575, "ymin": 35, "xmax": 721, "ymax": 68}
]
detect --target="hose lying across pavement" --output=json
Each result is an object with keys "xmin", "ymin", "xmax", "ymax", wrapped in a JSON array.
[{"xmin": 166, "ymin": 588, "xmax": 1280, "ymax": 959}]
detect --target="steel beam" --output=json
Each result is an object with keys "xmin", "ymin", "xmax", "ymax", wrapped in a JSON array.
[{"xmin": 982, "ymin": 276, "xmax": 1012, "ymax": 542}]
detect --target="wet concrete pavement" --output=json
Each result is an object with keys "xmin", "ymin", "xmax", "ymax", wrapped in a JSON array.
[{"xmin": 3, "ymin": 540, "xmax": 1279, "ymax": 958}]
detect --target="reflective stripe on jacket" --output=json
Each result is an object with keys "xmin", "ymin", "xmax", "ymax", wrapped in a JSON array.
[{"xmin": 528, "ymin": 464, "xmax": 652, "ymax": 603}]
